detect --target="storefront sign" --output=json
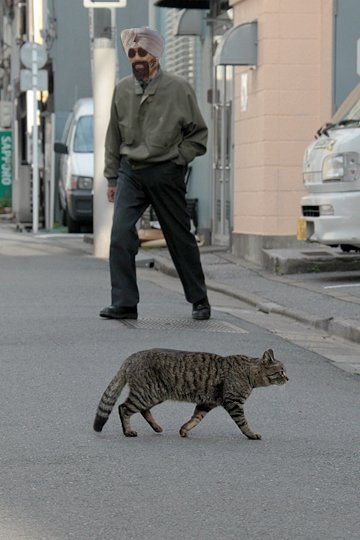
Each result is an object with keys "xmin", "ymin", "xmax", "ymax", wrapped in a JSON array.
[{"xmin": 0, "ymin": 130, "xmax": 13, "ymax": 206}]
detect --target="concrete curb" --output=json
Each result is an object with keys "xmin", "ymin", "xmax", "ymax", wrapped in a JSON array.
[
  {"xmin": 263, "ymin": 247, "xmax": 360, "ymax": 275},
  {"xmin": 152, "ymin": 253, "xmax": 360, "ymax": 345}
]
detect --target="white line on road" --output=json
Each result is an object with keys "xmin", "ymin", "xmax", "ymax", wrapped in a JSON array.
[{"xmin": 324, "ymin": 283, "xmax": 360, "ymax": 289}]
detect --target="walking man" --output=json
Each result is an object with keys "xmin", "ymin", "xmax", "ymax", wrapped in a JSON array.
[{"xmin": 100, "ymin": 27, "xmax": 210, "ymax": 321}]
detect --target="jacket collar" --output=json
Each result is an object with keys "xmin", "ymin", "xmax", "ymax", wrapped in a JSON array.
[{"xmin": 134, "ymin": 67, "xmax": 162, "ymax": 96}]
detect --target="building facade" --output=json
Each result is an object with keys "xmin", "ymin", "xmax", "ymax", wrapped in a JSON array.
[
  {"xmin": 1, "ymin": 0, "xmax": 149, "ymax": 229},
  {"xmin": 155, "ymin": 1, "xmax": 232, "ymax": 242},
  {"xmin": 229, "ymin": 0, "xmax": 360, "ymax": 265},
  {"xmin": 155, "ymin": 0, "xmax": 360, "ymax": 265},
  {"xmin": 3, "ymin": 0, "xmax": 360, "ymax": 266}
]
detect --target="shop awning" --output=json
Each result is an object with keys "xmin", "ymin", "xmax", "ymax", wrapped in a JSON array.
[
  {"xmin": 214, "ymin": 21, "xmax": 258, "ymax": 66},
  {"xmin": 175, "ymin": 9, "xmax": 203, "ymax": 36}
]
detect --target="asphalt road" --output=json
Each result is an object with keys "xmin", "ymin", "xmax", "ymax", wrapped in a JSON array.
[{"xmin": 0, "ymin": 233, "xmax": 359, "ymax": 540}]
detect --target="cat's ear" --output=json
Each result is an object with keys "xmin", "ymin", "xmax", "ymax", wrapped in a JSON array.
[{"xmin": 262, "ymin": 349, "xmax": 275, "ymax": 363}]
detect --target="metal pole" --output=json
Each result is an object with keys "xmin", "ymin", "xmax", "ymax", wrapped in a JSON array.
[
  {"xmin": 220, "ymin": 65, "xmax": 226, "ymax": 238},
  {"xmin": 32, "ymin": 45, "xmax": 39, "ymax": 234},
  {"xmin": 49, "ymin": 112, "xmax": 56, "ymax": 229},
  {"xmin": 209, "ymin": 0, "xmax": 217, "ymax": 243}
]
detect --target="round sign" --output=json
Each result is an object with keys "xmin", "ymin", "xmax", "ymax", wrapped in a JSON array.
[{"xmin": 20, "ymin": 42, "xmax": 47, "ymax": 69}]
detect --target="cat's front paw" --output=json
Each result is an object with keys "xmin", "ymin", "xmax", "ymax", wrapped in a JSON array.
[
  {"xmin": 246, "ymin": 432, "xmax": 262, "ymax": 440},
  {"xmin": 124, "ymin": 430, "xmax": 138, "ymax": 437},
  {"xmin": 179, "ymin": 428, "xmax": 188, "ymax": 438}
]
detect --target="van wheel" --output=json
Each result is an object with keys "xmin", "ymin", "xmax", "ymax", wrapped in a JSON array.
[{"xmin": 67, "ymin": 212, "xmax": 81, "ymax": 233}]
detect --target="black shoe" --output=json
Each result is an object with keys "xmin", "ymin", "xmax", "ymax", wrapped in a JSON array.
[
  {"xmin": 99, "ymin": 306, "xmax": 138, "ymax": 320},
  {"xmin": 192, "ymin": 298, "xmax": 211, "ymax": 320}
]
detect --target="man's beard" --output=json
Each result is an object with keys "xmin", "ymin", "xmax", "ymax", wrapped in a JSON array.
[{"xmin": 132, "ymin": 61, "xmax": 150, "ymax": 81}]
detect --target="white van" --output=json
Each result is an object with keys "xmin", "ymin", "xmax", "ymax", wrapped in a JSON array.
[
  {"xmin": 298, "ymin": 83, "xmax": 360, "ymax": 252},
  {"xmin": 55, "ymin": 98, "xmax": 94, "ymax": 233}
]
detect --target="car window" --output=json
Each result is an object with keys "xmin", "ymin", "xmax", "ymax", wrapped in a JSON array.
[
  {"xmin": 73, "ymin": 115, "xmax": 93, "ymax": 153},
  {"xmin": 62, "ymin": 113, "xmax": 74, "ymax": 145},
  {"xmin": 332, "ymin": 83, "xmax": 360, "ymax": 123},
  {"xmin": 339, "ymin": 99, "xmax": 360, "ymax": 122}
]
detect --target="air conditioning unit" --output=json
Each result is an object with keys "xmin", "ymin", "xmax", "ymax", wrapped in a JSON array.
[{"xmin": 0, "ymin": 101, "xmax": 12, "ymax": 128}]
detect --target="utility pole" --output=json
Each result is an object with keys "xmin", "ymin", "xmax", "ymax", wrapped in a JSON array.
[
  {"xmin": 92, "ymin": 7, "xmax": 116, "ymax": 259},
  {"xmin": 84, "ymin": 1, "xmax": 126, "ymax": 258}
]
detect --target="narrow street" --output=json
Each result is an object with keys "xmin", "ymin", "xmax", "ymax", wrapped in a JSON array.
[
  {"xmin": 1, "ymin": 2, "xmax": 360, "ymax": 538},
  {"xmin": 0, "ymin": 231, "xmax": 359, "ymax": 540}
]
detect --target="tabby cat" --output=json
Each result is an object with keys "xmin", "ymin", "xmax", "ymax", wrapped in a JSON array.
[{"xmin": 93, "ymin": 348, "xmax": 288, "ymax": 439}]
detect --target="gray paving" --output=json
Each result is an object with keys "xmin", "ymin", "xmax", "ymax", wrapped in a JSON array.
[{"xmin": 0, "ymin": 223, "xmax": 359, "ymax": 540}]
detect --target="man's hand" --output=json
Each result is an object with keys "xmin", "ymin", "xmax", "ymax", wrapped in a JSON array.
[{"xmin": 107, "ymin": 186, "xmax": 117, "ymax": 203}]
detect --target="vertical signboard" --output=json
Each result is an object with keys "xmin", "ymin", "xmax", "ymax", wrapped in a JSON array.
[{"xmin": 0, "ymin": 130, "xmax": 13, "ymax": 207}]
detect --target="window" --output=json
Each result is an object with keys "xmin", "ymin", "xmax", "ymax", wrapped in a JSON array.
[{"xmin": 73, "ymin": 116, "xmax": 93, "ymax": 153}]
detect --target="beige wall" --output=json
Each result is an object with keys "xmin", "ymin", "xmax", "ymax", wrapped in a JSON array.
[{"xmin": 230, "ymin": 0, "xmax": 333, "ymax": 256}]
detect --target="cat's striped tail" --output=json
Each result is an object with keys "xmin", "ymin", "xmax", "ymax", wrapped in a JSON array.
[{"xmin": 93, "ymin": 366, "xmax": 127, "ymax": 432}]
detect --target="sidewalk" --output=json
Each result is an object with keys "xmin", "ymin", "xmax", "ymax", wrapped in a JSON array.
[{"xmin": 143, "ymin": 244, "xmax": 360, "ymax": 345}]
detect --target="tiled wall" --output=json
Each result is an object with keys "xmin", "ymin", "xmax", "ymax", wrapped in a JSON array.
[{"xmin": 230, "ymin": 0, "xmax": 333, "ymax": 240}]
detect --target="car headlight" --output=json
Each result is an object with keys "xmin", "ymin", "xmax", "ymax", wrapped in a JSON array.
[
  {"xmin": 71, "ymin": 176, "xmax": 93, "ymax": 190},
  {"xmin": 319, "ymin": 204, "xmax": 334, "ymax": 216},
  {"xmin": 322, "ymin": 152, "xmax": 360, "ymax": 182}
]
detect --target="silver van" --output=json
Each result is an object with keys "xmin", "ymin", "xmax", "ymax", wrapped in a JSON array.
[
  {"xmin": 298, "ymin": 84, "xmax": 360, "ymax": 252},
  {"xmin": 55, "ymin": 98, "xmax": 94, "ymax": 233}
]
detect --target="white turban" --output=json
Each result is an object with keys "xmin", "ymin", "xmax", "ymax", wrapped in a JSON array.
[{"xmin": 121, "ymin": 27, "xmax": 165, "ymax": 59}]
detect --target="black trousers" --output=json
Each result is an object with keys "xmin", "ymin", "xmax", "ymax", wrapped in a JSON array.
[{"xmin": 109, "ymin": 159, "xmax": 208, "ymax": 307}]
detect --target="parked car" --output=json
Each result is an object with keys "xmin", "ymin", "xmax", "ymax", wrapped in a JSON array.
[
  {"xmin": 298, "ymin": 83, "xmax": 360, "ymax": 252},
  {"xmin": 55, "ymin": 98, "xmax": 94, "ymax": 233}
]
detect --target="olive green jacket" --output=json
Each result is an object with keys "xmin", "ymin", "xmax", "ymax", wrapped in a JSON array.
[{"xmin": 104, "ymin": 70, "xmax": 208, "ymax": 185}]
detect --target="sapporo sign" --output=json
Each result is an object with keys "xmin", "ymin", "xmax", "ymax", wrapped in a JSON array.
[{"xmin": 0, "ymin": 130, "xmax": 13, "ymax": 206}]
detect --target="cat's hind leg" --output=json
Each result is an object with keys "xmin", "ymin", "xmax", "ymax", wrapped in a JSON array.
[
  {"xmin": 119, "ymin": 394, "xmax": 163, "ymax": 437},
  {"xmin": 141, "ymin": 409, "xmax": 163, "ymax": 433},
  {"xmin": 179, "ymin": 403, "xmax": 214, "ymax": 437},
  {"xmin": 118, "ymin": 402, "xmax": 138, "ymax": 437}
]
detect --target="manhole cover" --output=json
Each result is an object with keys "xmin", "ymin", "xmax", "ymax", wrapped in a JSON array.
[{"xmin": 121, "ymin": 318, "xmax": 247, "ymax": 333}]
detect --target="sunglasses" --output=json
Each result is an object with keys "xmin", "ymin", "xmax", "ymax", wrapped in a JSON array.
[{"xmin": 128, "ymin": 47, "xmax": 148, "ymax": 59}]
